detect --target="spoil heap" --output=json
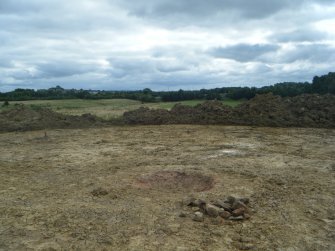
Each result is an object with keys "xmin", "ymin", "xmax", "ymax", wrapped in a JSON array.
[
  {"xmin": 0, "ymin": 105, "xmax": 103, "ymax": 132},
  {"xmin": 123, "ymin": 93, "xmax": 335, "ymax": 128}
]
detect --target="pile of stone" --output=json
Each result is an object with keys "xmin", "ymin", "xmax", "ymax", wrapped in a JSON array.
[{"xmin": 183, "ymin": 196, "xmax": 251, "ymax": 222}]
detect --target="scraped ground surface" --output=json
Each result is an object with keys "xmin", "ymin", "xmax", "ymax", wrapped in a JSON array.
[{"xmin": 0, "ymin": 125, "xmax": 334, "ymax": 251}]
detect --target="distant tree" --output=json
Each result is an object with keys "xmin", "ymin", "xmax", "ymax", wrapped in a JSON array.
[
  {"xmin": 312, "ymin": 72, "xmax": 335, "ymax": 94},
  {"xmin": 142, "ymin": 88, "xmax": 153, "ymax": 95},
  {"xmin": 2, "ymin": 101, "xmax": 9, "ymax": 107}
]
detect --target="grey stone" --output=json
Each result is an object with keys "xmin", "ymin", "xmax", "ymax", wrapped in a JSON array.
[
  {"xmin": 182, "ymin": 196, "xmax": 196, "ymax": 206},
  {"xmin": 225, "ymin": 196, "xmax": 236, "ymax": 205},
  {"xmin": 232, "ymin": 200, "xmax": 247, "ymax": 210},
  {"xmin": 214, "ymin": 200, "xmax": 232, "ymax": 211},
  {"xmin": 193, "ymin": 212, "xmax": 204, "ymax": 222},
  {"xmin": 219, "ymin": 210, "xmax": 231, "ymax": 219},
  {"xmin": 229, "ymin": 216, "xmax": 244, "ymax": 221},
  {"xmin": 205, "ymin": 204, "xmax": 221, "ymax": 217}
]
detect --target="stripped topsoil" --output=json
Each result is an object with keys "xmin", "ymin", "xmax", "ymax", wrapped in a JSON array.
[{"xmin": 1, "ymin": 93, "xmax": 334, "ymax": 132}]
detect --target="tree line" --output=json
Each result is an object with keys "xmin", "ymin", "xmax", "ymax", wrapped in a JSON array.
[{"xmin": 0, "ymin": 72, "xmax": 334, "ymax": 102}]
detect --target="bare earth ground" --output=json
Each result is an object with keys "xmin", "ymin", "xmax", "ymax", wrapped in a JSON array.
[{"xmin": 0, "ymin": 125, "xmax": 334, "ymax": 251}]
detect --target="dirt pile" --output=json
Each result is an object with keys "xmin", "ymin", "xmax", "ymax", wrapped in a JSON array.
[
  {"xmin": 123, "ymin": 93, "xmax": 335, "ymax": 128},
  {"xmin": 0, "ymin": 105, "xmax": 105, "ymax": 132},
  {"xmin": 234, "ymin": 93, "xmax": 335, "ymax": 127},
  {"xmin": 1, "ymin": 93, "xmax": 334, "ymax": 132}
]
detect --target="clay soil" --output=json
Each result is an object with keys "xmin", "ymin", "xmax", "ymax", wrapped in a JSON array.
[{"xmin": 0, "ymin": 125, "xmax": 334, "ymax": 251}]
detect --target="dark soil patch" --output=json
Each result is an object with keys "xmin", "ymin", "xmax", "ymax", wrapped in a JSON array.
[
  {"xmin": 135, "ymin": 171, "xmax": 215, "ymax": 192},
  {"xmin": 1, "ymin": 93, "xmax": 334, "ymax": 132},
  {"xmin": 0, "ymin": 105, "xmax": 107, "ymax": 132},
  {"xmin": 123, "ymin": 93, "xmax": 335, "ymax": 128}
]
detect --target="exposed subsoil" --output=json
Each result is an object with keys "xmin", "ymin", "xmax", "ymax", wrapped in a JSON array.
[{"xmin": 0, "ymin": 125, "xmax": 334, "ymax": 250}]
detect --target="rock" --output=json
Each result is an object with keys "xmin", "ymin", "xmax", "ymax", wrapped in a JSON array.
[
  {"xmin": 219, "ymin": 210, "xmax": 231, "ymax": 219},
  {"xmin": 232, "ymin": 200, "xmax": 247, "ymax": 210},
  {"xmin": 191, "ymin": 207, "xmax": 200, "ymax": 212},
  {"xmin": 232, "ymin": 208, "xmax": 246, "ymax": 217},
  {"xmin": 182, "ymin": 196, "xmax": 196, "ymax": 206},
  {"xmin": 193, "ymin": 212, "xmax": 204, "ymax": 222},
  {"xmin": 205, "ymin": 204, "xmax": 221, "ymax": 217},
  {"xmin": 229, "ymin": 216, "xmax": 244, "ymax": 221},
  {"xmin": 225, "ymin": 196, "xmax": 236, "ymax": 205},
  {"xmin": 193, "ymin": 199, "xmax": 207, "ymax": 208},
  {"xmin": 213, "ymin": 200, "xmax": 232, "ymax": 211}
]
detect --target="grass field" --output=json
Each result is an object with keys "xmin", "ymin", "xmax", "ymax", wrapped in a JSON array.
[{"xmin": 0, "ymin": 99, "xmax": 243, "ymax": 119}]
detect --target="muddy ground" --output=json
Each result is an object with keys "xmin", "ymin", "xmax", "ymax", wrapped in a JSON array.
[{"xmin": 0, "ymin": 125, "xmax": 334, "ymax": 251}]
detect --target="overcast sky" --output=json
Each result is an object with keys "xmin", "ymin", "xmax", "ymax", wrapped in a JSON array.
[{"xmin": 0, "ymin": 0, "xmax": 335, "ymax": 91}]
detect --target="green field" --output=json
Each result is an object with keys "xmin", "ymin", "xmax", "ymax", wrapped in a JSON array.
[{"xmin": 0, "ymin": 99, "xmax": 243, "ymax": 119}]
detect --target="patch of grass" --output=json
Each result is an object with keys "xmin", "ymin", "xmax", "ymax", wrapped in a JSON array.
[{"xmin": 4, "ymin": 98, "xmax": 244, "ymax": 118}]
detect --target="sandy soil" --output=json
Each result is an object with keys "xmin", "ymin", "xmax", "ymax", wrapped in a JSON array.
[{"xmin": 0, "ymin": 125, "xmax": 334, "ymax": 251}]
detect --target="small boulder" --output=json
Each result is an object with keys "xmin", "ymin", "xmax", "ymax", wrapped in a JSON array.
[
  {"xmin": 225, "ymin": 196, "xmax": 236, "ymax": 205},
  {"xmin": 193, "ymin": 212, "xmax": 204, "ymax": 222},
  {"xmin": 232, "ymin": 200, "xmax": 247, "ymax": 210},
  {"xmin": 232, "ymin": 207, "xmax": 246, "ymax": 217},
  {"xmin": 213, "ymin": 200, "xmax": 232, "ymax": 211},
  {"xmin": 205, "ymin": 204, "xmax": 221, "ymax": 217},
  {"xmin": 182, "ymin": 196, "xmax": 196, "ymax": 206},
  {"xmin": 219, "ymin": 210, "xmax": 231, "ymax": 219},
  {"xmin": 193, "ymin": 199, "xmax": 207, "ymax": 208}
]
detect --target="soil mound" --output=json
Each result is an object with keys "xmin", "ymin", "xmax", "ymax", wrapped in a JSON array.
[
  {"xmin": 0, "ymin": 105, "xmax": 104, "ymax": 132},
  {"xmin": 135, "ymin": 171, "xmax": 214, "ymax": 192},
  {"xmin": 123, "ymin": 93, "xmax": 335, "ymax": 128}
]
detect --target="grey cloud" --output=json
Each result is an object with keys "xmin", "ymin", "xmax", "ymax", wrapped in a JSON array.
[
  {"xmin": 116, "ymin": 0, "xmax": 335, "ymax": 23},
  {"xmin": 0, "ymin": 0, "xmax": 43, "ymax": 14},
  {"xmin": 118, "ymin": 0, "xmax": 292, "ymax": 19},
  {"xmin": 1, "ymin": 0, "xmax": 335, "ymax": 91},
  {"xmin": 109, "ymin": 58, "xmax": 156, "ymax": 78},
  {"xmin": 209, "ymin": 44, "xmax": 280, "ymax": 62},
  {"xmin": 271, "ymin": 29, "xmax": 328, "ymax": 42},
  {"xmin": 156, "ymin": 64, "xmax": 188, "ymax": 73},
  {"xmin": 36, "ymin": 61, "xmax": 101, "ymax": 78},
  {"xmin": 280, "ymin": 44, "xmax": 335, "ymax": 63}
]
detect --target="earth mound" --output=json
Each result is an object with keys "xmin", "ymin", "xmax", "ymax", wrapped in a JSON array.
[
  {"xmin": 123, "ymin": 93, "xmax": 335, "ymax": 128},
  {"xmin": 0, "ymin": 105, "xmax": 104, "ymax": 132}
]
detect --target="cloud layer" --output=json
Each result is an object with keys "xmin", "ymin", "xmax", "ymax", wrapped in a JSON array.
[{"xmin": 0, "ymin": 0, "xmax": 335, "ymax": 91}]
